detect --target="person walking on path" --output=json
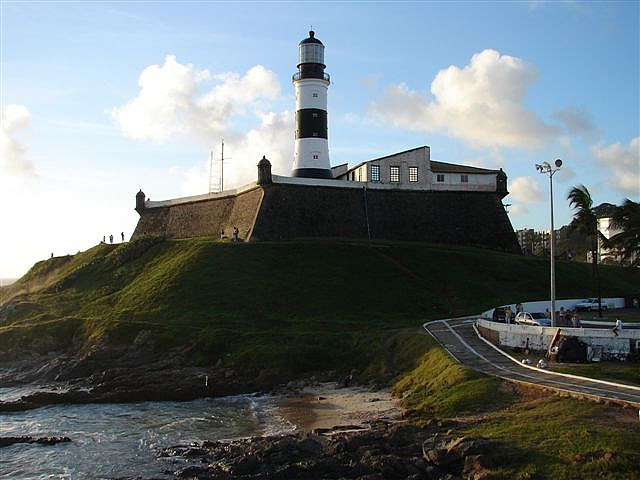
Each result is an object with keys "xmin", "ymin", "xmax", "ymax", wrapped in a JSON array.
[
  {"xmin": 121, "ymin": 232, "xmax": 125, "ymax": 242},
  {"xmin": 612, "ymin": 317, "xmax": 623, "ymax": 336},
  {"xmin": 109, "ymin": 234, "xmax": 113, "ymax": 244},
  {"xmin": 232, "ymin": 226, "xmax": 239, "ymax": 243}
]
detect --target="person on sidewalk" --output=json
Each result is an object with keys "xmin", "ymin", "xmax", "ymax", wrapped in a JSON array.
[{"xmin": 612, "ymin": 317, "xmax": 623, "ymax": 336}]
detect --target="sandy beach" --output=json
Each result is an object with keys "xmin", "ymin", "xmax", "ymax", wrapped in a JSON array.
[{"xmin": 277, "ymin": 382, "xmax": 403, "ymax": 431}]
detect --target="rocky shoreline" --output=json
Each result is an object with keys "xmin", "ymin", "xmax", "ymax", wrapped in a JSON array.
[{"xmin": 157, "ymin": 421, "xmax": 495, "ymax": 480}]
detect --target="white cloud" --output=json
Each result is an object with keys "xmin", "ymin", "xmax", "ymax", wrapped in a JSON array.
[
  {"xmin": 1, "ymin": 104, "xmax": 35, "ymax": 175},
  {"xmin": 110, "ymin": 55, "xmax": 280, "ymax": 143},
  {"xmin": 110, "ymin": 55, "xmax": 292, "ymax": 192},
  {"xmin": 591, "ymin": 138, "xmax": 640, "ymax": 196},
  {"xmin": 509, "ymin": 204, "xmax": 530, "ymax": 215},
  {"xmin": 509, "ymin": 176, "xmax": 544, "ymax": 203},
  {"xmin": 370, "ymin": 49, "xmax": 559, "ymax": 150}
]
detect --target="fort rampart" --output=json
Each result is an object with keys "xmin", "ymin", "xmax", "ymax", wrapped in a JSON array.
[{"xmin": 133, "ymin": 179, "xmax": 520, "ymax": 253}]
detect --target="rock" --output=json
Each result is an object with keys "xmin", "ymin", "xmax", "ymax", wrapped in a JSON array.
[
  {"xmin": 0, "ymin": 436, "xmax": 71, "ymax": 447},
  {"xmin": 175, "ymin": 465, "xmax": 211, "ymax": 478}
]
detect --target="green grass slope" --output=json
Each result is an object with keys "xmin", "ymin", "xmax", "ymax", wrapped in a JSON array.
[{"xmin": 1, "ymin": 237, "xmax": 638, "ymax": 377}]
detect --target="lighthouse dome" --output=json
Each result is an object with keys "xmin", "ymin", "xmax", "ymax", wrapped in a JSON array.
[{"xmin": 299, "ymin": 30, "xmax": 323, "ymax": 45}]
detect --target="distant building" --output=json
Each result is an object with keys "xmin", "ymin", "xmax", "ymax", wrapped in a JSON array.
[
  {"xmin": 593, "ymin": 202, "xmax": 635, "ymax": 265},
  {"xmin": 516, "ymin": 228, "xmax": 535, "ymax": 254}
]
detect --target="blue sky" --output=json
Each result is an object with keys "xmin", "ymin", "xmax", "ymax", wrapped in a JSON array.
[{"xmin": 1, "ymin": 1, "xmax": 638, "ymax": 278}]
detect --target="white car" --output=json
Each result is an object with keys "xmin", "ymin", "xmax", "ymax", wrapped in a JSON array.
[
  {"xmin": 514, "ymin": 312, "xmax": 551, "ymax": 327},
  {"xmin": 575, "ymin": 298, "xmax": 607, "ymax": 311}
]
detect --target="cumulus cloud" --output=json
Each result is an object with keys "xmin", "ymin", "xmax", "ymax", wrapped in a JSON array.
[
  {"xmin": 1, "ymin": 104, "xmax": 35, "ymax": 175},
  {"xmin": 509, "ymin": 176, "xmax": 544, "ymax": 203},
  {"xmin": 110, "ymin": 55, "xmax": 293, "ymax": 192},
  {"xmin": 370, "ymin": 49, "xmax": 559, "ymax": 150},
  {"xmin": 110, "ymin": 55, "xmax": 280, "ymax": 143},
  {"xmin": 591, "ymin": 138, "xmax": 640, "ymax": 195}
]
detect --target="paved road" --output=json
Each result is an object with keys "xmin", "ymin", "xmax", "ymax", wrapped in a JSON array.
[{"xmin": 424, "ymin": 317, "xmax": 640, "ymax": 408}]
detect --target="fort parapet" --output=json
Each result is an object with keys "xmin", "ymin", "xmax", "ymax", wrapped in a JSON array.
[{"xmin": 133, "ymin": 162, "xmax": 520, "ymax": 253}]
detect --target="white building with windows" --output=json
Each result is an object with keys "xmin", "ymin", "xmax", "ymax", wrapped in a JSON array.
[{"xmin": 331, "ymin": 146, "xmax": 508, "ymax": 199}]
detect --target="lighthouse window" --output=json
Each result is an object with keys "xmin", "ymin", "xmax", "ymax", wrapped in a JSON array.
[
  {"xmin": 371, "ymin": 165, "xmax": 380, "ymax": 182},
  {"xmin": 312, "ymin": 93, "xmax": 319, "ymax": 98},
  {"xmin": 300, "ymin": 44, "xmax": 324, "ymax": 64},
  {"xmin": 312, "ymin": 132, "xmax": 319, "ymax": 137},
  {"xmin": 313, "ymin": 154, "xmax": 319, "ymax": 159},
  {"xmin": 390, "ymin": 166, "xmax": 400, "ymax": 183},
  {"xmin": 409, "ymin": 167, "xmax": 418, "ymax": 182},
  {"xmin": 312, "ymin": 113, "xmax": 318, "ymax": 118}
]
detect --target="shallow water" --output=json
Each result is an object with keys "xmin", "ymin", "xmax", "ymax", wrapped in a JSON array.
[{"xmin": 0, "ymin": 391, "xmax": 295, "ymax": 479}]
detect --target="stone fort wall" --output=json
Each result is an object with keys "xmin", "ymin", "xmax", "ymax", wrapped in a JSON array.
[{"xmin": 133, "ymin": 183, "xmax": 520, "ymax": 253}]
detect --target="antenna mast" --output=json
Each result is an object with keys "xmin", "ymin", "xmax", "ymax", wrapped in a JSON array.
[
  {"xmin": 221, "ymin": 139, "xmax": 224, "ymax": 193},
  {"xmin": 208, "ymin": 150, "xmax": 215, "ymax": 193}
]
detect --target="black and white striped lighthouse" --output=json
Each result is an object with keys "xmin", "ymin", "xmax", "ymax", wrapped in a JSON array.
[{"xmin": 292, "ymin": 30, "xmax": 332, "ymax": 179}]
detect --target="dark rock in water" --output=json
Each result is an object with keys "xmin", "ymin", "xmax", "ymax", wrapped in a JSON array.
[
  {"xmin": 161, "ymin": 422, "xmax": 496, "ymax": 479},
  {"xmin": 0, "ymin": 436, "xmax": 71, "ymax": 447}
]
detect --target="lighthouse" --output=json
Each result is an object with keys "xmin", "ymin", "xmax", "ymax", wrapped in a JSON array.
[{"xmin": 292, "ymin": 30, "xmax": 332, "ymax": 179}]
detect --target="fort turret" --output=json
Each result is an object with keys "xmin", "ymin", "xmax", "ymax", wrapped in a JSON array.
[
  {"xmin": 292, "ymin": 30, "xmax": 331, "ymax": 179},
  {"xmin": 135, "ymin": 189, "xmax": 146, "ymax": 214}
]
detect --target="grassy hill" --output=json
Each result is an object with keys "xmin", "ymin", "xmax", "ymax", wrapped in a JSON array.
[{"xmin": 1, "ymin": 236, "xmax": 638, "ymax": 376}]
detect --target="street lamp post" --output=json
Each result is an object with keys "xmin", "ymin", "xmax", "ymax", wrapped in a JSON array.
[{"xmin": 536, "ymin": 159, "xmax": 563, "ymax": 327}]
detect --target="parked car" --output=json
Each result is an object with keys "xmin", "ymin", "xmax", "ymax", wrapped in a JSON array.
[
  {"xmin": 514, "ymin": 312, "xmax": 551, "ymax": 327},
  {"xmin": 575, "ymin": 298, "xmax": 607, "ymax": 311}
]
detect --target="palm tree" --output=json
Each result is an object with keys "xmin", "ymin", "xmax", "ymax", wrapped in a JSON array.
[
  {"xmin": 604, "ymin": 199, "xmax": 640, "ymax": 267},
  {"xmin": 567, "ymin": 185, "xmax": 603, "ymax": 316}
]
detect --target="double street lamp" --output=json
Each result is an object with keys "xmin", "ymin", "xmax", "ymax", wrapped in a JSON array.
[{"xmin": 536, "ymin": 159, "xmax": 563, "ymax": 327}]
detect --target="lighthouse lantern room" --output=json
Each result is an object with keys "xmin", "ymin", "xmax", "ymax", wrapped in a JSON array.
[{"xmin": 292, "ymin": 31, "xmax": 332, "ymax": 179}]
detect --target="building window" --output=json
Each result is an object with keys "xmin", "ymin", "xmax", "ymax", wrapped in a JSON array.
[
  {"xmin": 390, "ymin": 166, "xmax": 400, "ymax": 183},
  {"xmin": 313, "ymin": 154, "xmax": 318, "ymax": 159},
  {"xmin": 312, "ymin": 93, "xmax": 319, "ymax": 98},
  {"xmin": 371, "ymin": 165, "xmax": 380, "ymax": 182},
  {"xmin": 312, "ymin": 113, "xmax": 318, "ymax": 118},
  {"xmin": 312, "ymin": 132, "xmax": 318, "ymax": 137},
  {"xmin": 461, "ymin": 174, "xmax": 469, "ymax": 183},
  {"xmin": 436, "ymin": 174, "xmax": 445, "ymax": 183},
  {"xmin": 409, "ymin": 167, "xmax": 418, "ymax": 182}
]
